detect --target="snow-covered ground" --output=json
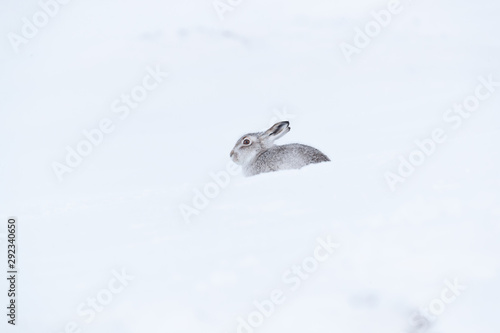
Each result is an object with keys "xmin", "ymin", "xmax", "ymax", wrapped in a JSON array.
[{"xmin": 1, "ymin": 0, "xmax": 500, "ymax": 332}]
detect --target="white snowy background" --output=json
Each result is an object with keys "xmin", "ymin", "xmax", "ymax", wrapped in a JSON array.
[{"xmin": 1, "ymin": 0, "xmax": 500, "ymax": 332}]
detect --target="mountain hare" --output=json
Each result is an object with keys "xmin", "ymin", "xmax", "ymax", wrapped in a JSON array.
[{"xmin": 230, "ymin": 121, "xmax": 330, "ymax": 176}]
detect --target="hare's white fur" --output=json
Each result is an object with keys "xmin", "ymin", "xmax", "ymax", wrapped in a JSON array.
[{"xmin": 230, "ymin": 121, "xmax": 330, "ymax": 177}]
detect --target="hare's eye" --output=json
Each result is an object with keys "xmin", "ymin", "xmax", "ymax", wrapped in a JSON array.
[{"xmin": 243, "ymin": 139, "xmax": 251, "ymax": 145}]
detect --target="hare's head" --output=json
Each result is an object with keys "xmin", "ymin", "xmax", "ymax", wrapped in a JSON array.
[{"xmin": 230, "ymin": 121, "xmax": 291, "ymax": 165}]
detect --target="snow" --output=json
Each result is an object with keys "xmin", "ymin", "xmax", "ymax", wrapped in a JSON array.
[{"xmin": 1, "ymin": 0, "xmax": 500, "ymax": 332}]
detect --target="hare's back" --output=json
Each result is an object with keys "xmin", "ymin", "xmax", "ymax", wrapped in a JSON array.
[{"xmin": 257, "ymin": 143, "xmax": 329, "ymax": 170}]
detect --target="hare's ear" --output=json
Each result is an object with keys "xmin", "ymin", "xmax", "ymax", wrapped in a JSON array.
[{"xmin": 262, "ymin": 121, "xmax": 290, "ymax": 142}]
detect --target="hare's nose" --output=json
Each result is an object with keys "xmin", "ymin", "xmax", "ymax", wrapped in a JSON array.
[{"xmin": 230, "ymin": 150, "xmax": 234, "ymax": 158}]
